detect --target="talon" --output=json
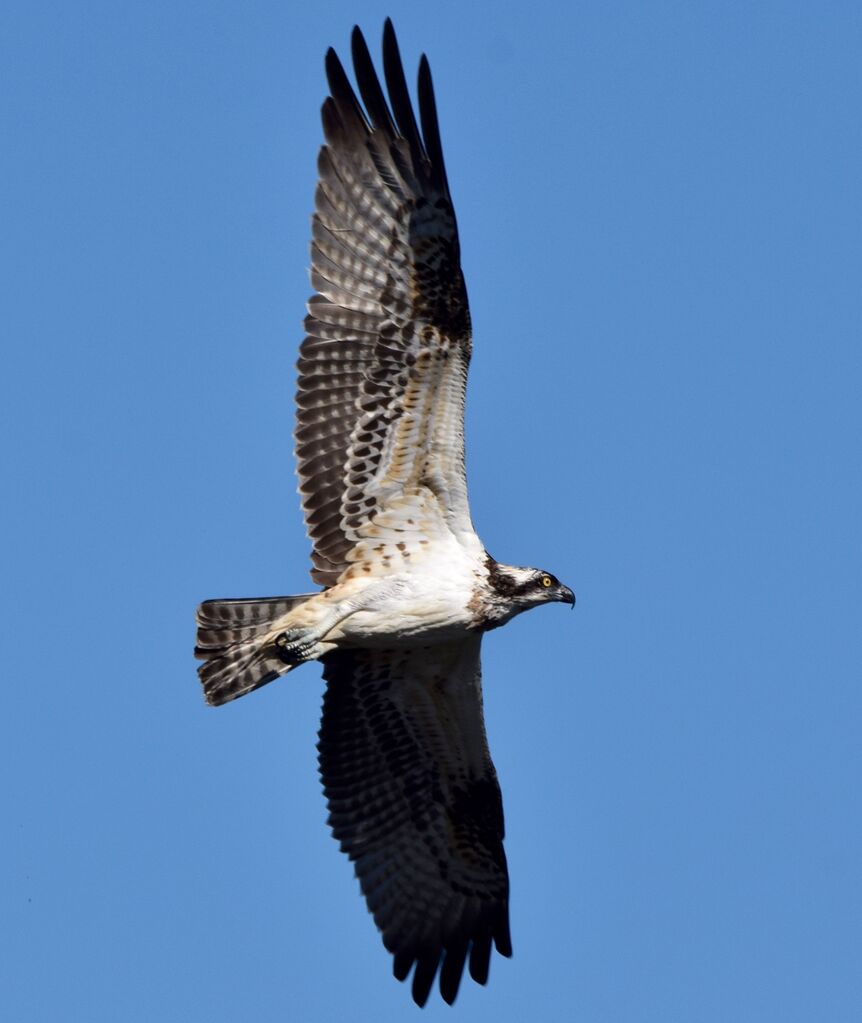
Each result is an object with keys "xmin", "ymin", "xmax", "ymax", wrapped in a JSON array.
[{"xmin": 274, "ymin": 632, "xmax": 315, "ymax": 666}]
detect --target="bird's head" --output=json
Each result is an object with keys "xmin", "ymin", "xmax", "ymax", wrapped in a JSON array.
[{"xmin": 484, "ymin": 559, "xmax": 575, "ymax": 626}]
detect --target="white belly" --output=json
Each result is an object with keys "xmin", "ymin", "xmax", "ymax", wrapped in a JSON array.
[{"xmin": 337, "ymin": 573, "xmax": 476, "ymax": 647}]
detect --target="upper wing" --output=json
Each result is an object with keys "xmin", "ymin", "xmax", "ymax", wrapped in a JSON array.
[
  {"xmin": 317, "ymin": 637, "xmax": 511, "ymax": 1006},
  {"xmin": 296, "ymin": 20, "xmax": 475, "ymax": 587}
]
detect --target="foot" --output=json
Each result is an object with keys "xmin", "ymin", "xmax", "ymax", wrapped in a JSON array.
[{"xmin": 274, "ymin": 631, "xmax": 318, "ymax": 665}]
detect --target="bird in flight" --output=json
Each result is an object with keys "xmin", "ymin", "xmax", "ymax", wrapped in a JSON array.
[{"xmin": 195, "ymin": 19, "xmax": 575, "ymax": 1007}]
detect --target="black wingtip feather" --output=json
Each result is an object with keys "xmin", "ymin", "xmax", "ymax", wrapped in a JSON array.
[
  {"xmin": 411, "ymin": 951, "xmax": 438, "ymax": 1008},
  {"xmin": 494, "ymin": 913, "xmax": 513, "ymax": 958},
  {"xmin": 417, "ymin": 53, "xmax": 449, "ymax": 195},
  {"xmin": 351, "ymin": 25, "xmax": 396, "ymax": 135},
  {"xmin": 439, "ymin": 940, "xmax": 469, "ymax": 1005},
  {"xmin": 381, "ymin": 19, "xmax": 425, "ymax": 169},
  {"xmin": 325, "ymin": 46, "xmax": 369, "ymax": 134},
  {"xmin": 320, "ymin": 96, "xmax": 344, "ymax": 145},
  {"xmin": 392, "ymin": 949, "xmax": 414, "ymax": 982},
  {"xmin": 468, "ymin": 931, "xmax": 493, "ymax": 986}
]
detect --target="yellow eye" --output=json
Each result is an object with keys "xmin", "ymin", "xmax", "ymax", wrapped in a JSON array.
[{"xmin": 541, "ymin": 575, "xmax": 553, "ymax": 588}]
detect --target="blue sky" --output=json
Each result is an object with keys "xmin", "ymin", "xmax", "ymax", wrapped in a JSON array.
[{"xmin": 2, "ymin": 1, "xmax": 860, "ymax": 1019}]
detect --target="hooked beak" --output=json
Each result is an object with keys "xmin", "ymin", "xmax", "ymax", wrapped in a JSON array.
[{"xmin": 558, "ymin": 584, "xmax": 576, "ymax": 608}]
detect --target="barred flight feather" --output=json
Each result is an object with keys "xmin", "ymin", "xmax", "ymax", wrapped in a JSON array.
[
  {"xmin": 295, "ymin": 19, "xmax": 473, "ymax": 588},
  {"xmin": 318, "ymin": 638, "xmax": 511, "ymax": 1006}
]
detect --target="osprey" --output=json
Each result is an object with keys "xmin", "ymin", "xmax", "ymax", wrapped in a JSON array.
[{"xmin": 195, "ymin": 20, "xmax": 575, "ymax": 1007}]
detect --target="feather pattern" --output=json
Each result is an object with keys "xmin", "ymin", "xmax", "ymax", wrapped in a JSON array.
[
  {"xmin": 317, "ymin": 637, "xmax": 511, "ymax": 1006},
  {"xmin": 195, "ymin": 595, "xmax": 316, "ymax": 705},
  {"xmin": 194, "ymin": 20, "xmax": 576, "ymax": 1006},
  {"xmin": 296, "ymin": 19, "xmax": 475, "ymax": 587}
]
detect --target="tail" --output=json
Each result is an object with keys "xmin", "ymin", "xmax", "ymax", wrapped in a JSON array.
[{"xmin": 194, "ymin": 594, "xmax": 315, "ymax": 706}]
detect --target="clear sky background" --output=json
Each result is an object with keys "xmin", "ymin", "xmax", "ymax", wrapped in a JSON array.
[{"xmin": 2, "ymin": 1, "xmax": 860, "ymax": 1020}]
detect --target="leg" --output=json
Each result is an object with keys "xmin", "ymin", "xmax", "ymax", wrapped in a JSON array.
[{"xmin": 273, "ymin": 576, "xmax": 408, "ymax": 662}]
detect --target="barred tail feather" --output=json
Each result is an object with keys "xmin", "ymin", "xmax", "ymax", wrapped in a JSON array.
[{"xmin": 195, "ymin": 594, "xmax": 315, "ymax": 706}]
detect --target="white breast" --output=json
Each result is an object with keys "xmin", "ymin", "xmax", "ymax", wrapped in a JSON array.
[{"xmin": 334, "ymin": 539, "xmax": 483, "ymax": 648}]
